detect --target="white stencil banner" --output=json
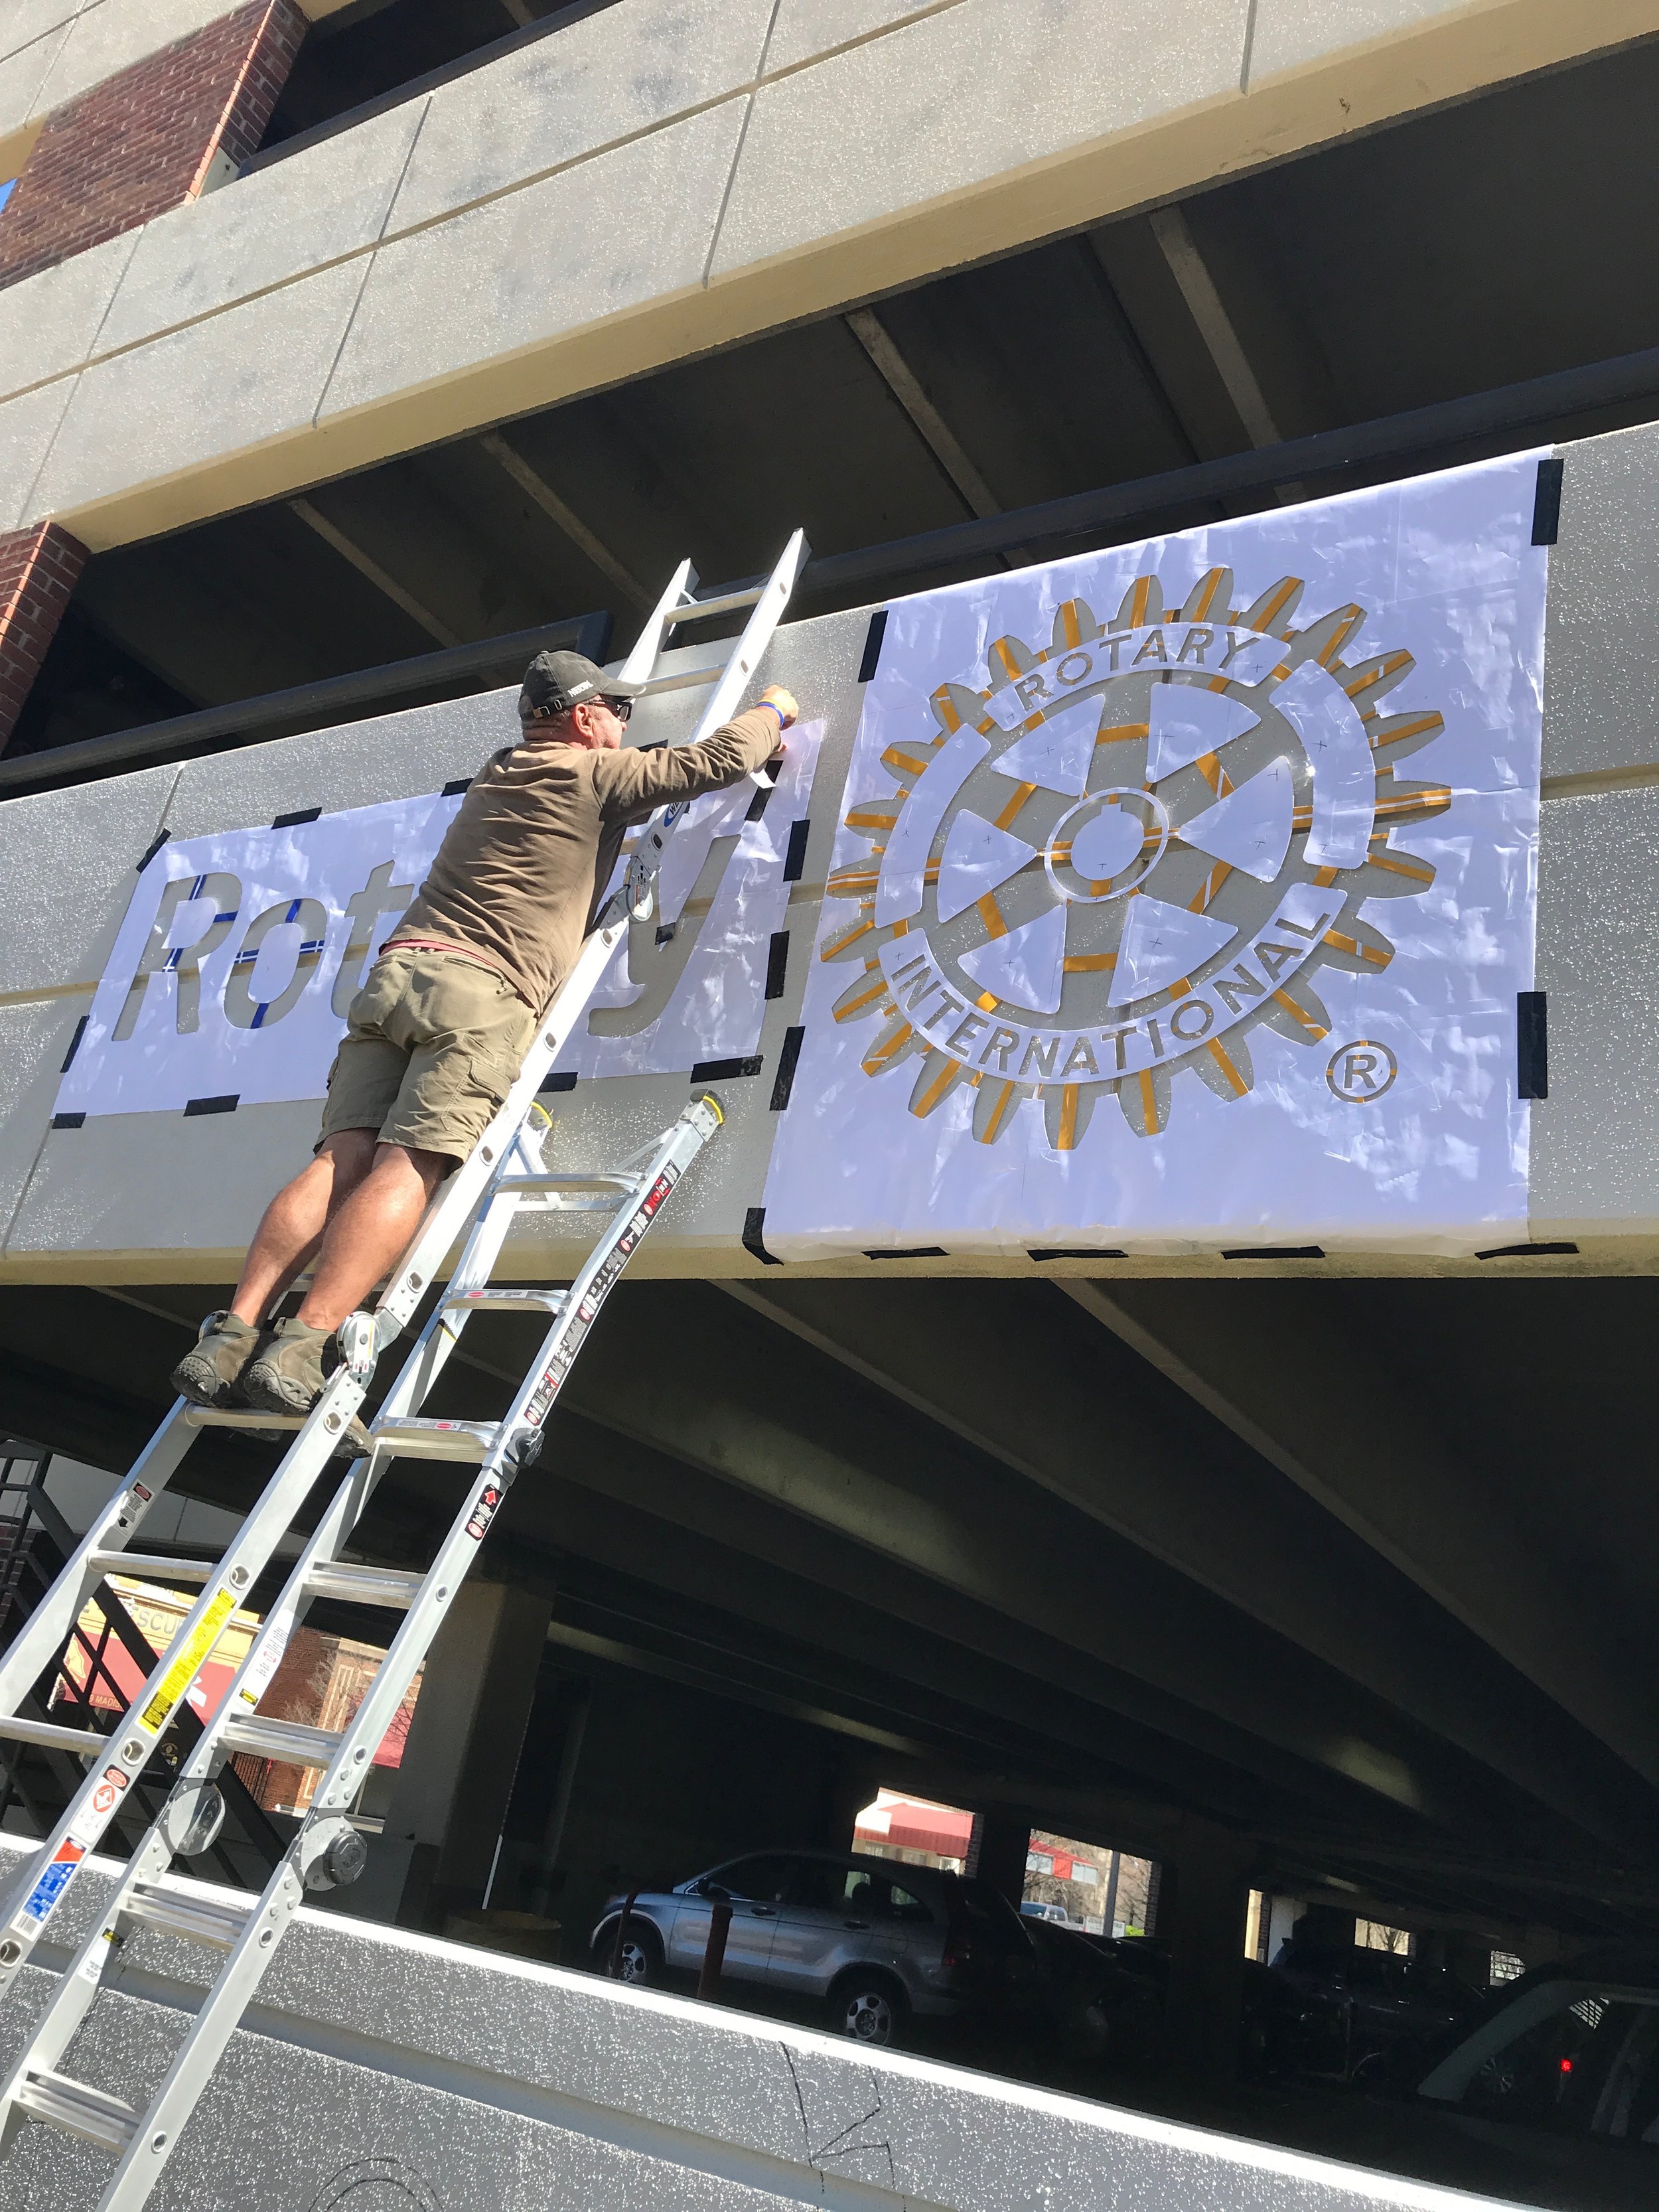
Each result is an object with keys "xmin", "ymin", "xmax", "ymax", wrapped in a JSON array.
[
  {"xmin": 760, "ymin": 453, "xmax": 1549, "ymax": 1259},
  {"xmin": 56, "ymin": 791, "xmax": 465, "ymax": 1118},
  {"xmin": 56, "ymin": 732, "xmax": 823, "ymax": 1118}
]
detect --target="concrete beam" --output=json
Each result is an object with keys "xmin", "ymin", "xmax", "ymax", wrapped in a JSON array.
[
  {"xmin": 548, "ymin": 1290, "xmax": 1555, "ymax": 1841},
  {"xmin": 723, "ymin": 1278, "xmax": 1652, "ymax": 1851},
  {"xmin": 4, "ymin": 0, "xmax": 1656, "ymax": 550},
  {"xmin": 1062, "ymin": 1279, "xmax": 1659, "ymax": 1791},
  {"xmin": 477, "ymin": 429, "xmax": 651, "ymax": 613},
  {"xmin": 844, "ymin": 306, "xmax": 1001, "ymax": 520},
  {"xmin": 288, "ymin": 494, "xmax": 463, "ymax": 648}
]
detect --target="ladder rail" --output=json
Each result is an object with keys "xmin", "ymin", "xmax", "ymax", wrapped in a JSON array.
[
  {"xmin": 620, "ymin": 528, "xmax": 808, "ymax": 924},
  {"xmin": 0, "ymin": 1418, "xmax": 198, "ymax": 1724},
  {"xmin": 9, "ymin": 1096, "xmax": 725, "ymax": 2209},
  {"xmin": 0, "ymin": 533, "xmax": 806, "ymax": 2211},
  {"xmin": 314, "ymin": 1100, "xmax": 716, "ymax": 1821}
]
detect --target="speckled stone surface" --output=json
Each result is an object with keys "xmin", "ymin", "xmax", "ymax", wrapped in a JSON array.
[
  {"xmin": 1542, "ymin": 421, "xmax": 1659, "ymax": 782},
  {"xmin": 27, "ymin": 258, "xmax": 369, "ymax": 524},
  {"xmin": 1532, "ymin": 784, "xmax": 1659, "ymax": 1232},
  {"xmin": 0, "ymin": 1839, "xmax": 1525, "ymax": 2212}
]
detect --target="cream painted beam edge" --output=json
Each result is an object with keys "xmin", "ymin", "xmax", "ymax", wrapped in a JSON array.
[{"xmin": 10, "ymin": 0, "xmax": 1658, "ymax": 553}]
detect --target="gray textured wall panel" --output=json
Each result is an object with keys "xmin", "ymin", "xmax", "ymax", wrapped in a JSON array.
[
  {"xmin": 94, "ymin": 100, "xmax": 433, "ymax": 360},
  {"xmin": 316, "ymin": 101, "xmax": 747, "ymax": 429},
  {"xmin": 27, "ymin": 258, "xmax": 366, "ymax": 523},
  {"xmin": 0, "ymin": 762, "xmax": 175, "ymax": 995},
  {"xmin": 0, "ymin": 1841, "xmax": 1523, "ymax": 2212},
  {"xmin": 1531, "ymin": 784, "xmax": 1659, "ymax": 1234},
  {"xmin": 0, "ymin": 999, "xmax": 84, "ymax": 1238},
  {"xmin": 1543, "ymin": 421, "xmax": 1659, "ymax": 781},
  {"xmin": 383, "ymin": 0, "xmax": 774, "ymax": 237},
  {"xmin": 9, "ymin": 447, "xmax": 1659, "ymax": 1276}
]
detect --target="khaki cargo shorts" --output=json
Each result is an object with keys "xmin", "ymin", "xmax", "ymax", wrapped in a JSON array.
[{"xmin": 318, "ymin": 948, "xmax": 536, "ymax": 1164}]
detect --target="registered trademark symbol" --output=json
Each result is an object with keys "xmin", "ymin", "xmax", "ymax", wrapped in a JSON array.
[{"xmin": 1327, "ymin": 1039, "xmax": 1398, "ymax": 1102}]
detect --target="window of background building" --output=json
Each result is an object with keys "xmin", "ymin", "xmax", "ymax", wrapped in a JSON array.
[
  {"xmin": 851, "ymin": 1787, "xmax": 971, "ymax": 1873},
  {"xmin": 1356, "ymin": 1918, "xmax": 1415, "ymax": 1955},
  {"xmin": 1025, "ymin": 1828, "xmax": 1158, "ymax": 1937}
]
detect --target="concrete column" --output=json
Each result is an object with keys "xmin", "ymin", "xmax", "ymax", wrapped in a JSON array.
[
  {"xmin": 1159, "ymin": 1824, "xmax": 1254, "ymax": 2088},
  {"xmin": 0, "ymin": 523, "xmax": 85, "ymax": 752},
  {"xmin": 965, "ymin": 1808, "xmax": 1031, "ymax": 1906},
  {"xmin": 362, "ymin": 1581, "xmax": 553, "ymax": 1931}
]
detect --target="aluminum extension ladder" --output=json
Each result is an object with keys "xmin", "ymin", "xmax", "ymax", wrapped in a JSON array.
[{"xmin": 0, "ymin": 528, "xmax": 807, "ymax": 2209}]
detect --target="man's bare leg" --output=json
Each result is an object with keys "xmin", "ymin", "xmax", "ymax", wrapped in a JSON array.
[
  {"xmin": 172, "ymin": 1129, "xmax": 381, "ymax": 1408},
  {"xmin": 228, "ymin": 1129, "xmax": 379, "ymax": 1327},
  {"xmin": 293, "ymin": 1141, "xmax": 449, "ymax": 1333}
]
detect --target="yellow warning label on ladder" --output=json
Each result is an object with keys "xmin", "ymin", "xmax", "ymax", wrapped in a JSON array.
[{"xmin": 139, "ymin": 1587, "xmax": 236, "ymax": 1732}]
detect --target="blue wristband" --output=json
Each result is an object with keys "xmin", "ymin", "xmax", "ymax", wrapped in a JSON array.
[{"xmin": 758, "ymin": 700, "xmax": 785, "ymax": 727}]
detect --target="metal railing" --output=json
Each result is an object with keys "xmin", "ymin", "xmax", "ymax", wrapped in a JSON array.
[{"xmin": 0, "ymin": 1441, "xmax": 287, "ymax": 1889}]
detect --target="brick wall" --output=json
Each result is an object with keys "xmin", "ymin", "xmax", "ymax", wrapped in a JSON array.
[
  {"xmin": 0, "ymin": 523, "xmax": 87, "ymax": 751},
  {"xmin": 0, "ymin": 0, "xmax": 305, "ymax": 291}
]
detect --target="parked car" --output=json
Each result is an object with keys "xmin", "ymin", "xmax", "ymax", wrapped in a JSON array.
[
  {"xmin": 1270, "ymin": 1939, "xmax": 1482, "ymax": 2081},
  {"xmin": 1406, "ymin": 1947, "xmax": 1659, "ymax": 2153},
  {"xmin": 591, "ymin": 1848, "xmax": 1039, "ymax": 2047}
]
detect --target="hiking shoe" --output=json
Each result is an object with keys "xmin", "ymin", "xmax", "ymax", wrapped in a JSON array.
[
  {"xmin": 242, "ymin": 1319, "xmax": 338, "ymax": 1416},
  {"xmin": 171, "ymin": 1311, "xmax": 265, "ymax": 1409}
]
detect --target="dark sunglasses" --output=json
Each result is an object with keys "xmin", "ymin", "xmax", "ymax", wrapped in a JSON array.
[{"xmin": 599, "ymin": 695, "xmax": 633, "ymax": 723}]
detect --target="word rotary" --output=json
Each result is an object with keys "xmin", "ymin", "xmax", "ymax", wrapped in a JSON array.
[{"xmin": 822, "ymin": 567, "xmax": 1451, "ymax": 1147}]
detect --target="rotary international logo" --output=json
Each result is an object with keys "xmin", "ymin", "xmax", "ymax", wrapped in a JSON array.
[{"xmin": 822, "ymin": 567, "xmax": 1451, "ymax": 1147}]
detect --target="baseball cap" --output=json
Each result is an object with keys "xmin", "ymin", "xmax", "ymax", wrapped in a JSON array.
[{"xmin": 519, "ymin": 648, "xmax": 644, "ymax": 720}]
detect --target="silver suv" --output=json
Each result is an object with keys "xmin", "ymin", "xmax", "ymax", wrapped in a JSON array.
[{"xmin": 590, "ymin": 1847, "xmax": 1038, "ymax": 2047}]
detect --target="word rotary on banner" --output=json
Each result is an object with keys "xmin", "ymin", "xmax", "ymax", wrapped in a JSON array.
[{"xmin": 820, "ymin": 567, "xmax": 1451, "ymax": 1150}]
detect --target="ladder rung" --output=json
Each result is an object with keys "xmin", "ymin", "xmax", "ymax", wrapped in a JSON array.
[
  {"xmin": 15, "ymin": 2068, "xmax": 137, "ymax": 2155},
  {"xmin": 661, "ymin": 585, "xmax": 763, "ymax": 626},
  {"xmin": 219, "ymin": 1714, "xmax": 343, "ymax": 1766},
  {"xmin": 183, "ymin": 1409, "xmax": 306, "ymax": 1431},
  {"xmin": 303, "ymin": 1560, "xmax": 424, "ymax": 1609},
  {"xmin": 124, "ymin": 1879, "xmax": 251, "ymax": 1951},
  {"xmin": 369, "ymin": 1417, "xmax": 496, "ymax": 1463},
  {"xmin": 638, "ymin": 655, "xmax": 727, "ymax": 696},
  {"xmin": 88, "ymin": 1550, "xmax": 214, "ymax": 1584},
  {"xmin": 0, "ymin": 1714, "xmax": 110, "ymax": 1757},
  {"xmin": 498, "ymin": 1173, "xmax": 640, "ymax": 1196},
  {"xmin": 442, "ymin": 1289, "xmax": 567, "ymax": 1313}
]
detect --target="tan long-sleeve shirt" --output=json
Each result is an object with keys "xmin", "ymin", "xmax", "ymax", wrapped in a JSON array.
[{"xmin": 386, "ymin": 707, "xmax": 780, "ymax": 1013}]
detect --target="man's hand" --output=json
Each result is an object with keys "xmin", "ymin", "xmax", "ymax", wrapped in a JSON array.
[{"xmin": 760, "ymin": 684, "xmax": 800, "ymax": 728}]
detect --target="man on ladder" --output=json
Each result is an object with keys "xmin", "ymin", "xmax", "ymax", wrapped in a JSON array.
[{"xmin": 171, "ymin": 646, "xmax": 799, "ymax": 1420}]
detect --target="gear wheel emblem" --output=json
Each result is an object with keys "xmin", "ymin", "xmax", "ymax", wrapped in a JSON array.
[{"xmin": 822, "ymin": 567, "xmax": 1452, "ymax": 1147}]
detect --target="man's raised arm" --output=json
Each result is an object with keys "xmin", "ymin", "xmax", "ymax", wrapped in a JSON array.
[{"xmin": 595, "ymin": 686, "xmax": 799, "ymax": 823}]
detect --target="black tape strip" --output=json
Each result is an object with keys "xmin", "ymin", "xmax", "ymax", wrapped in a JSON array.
[
  {"xmin": 538, "ymin": 1070, "xmax": 577, "ymax": 1094},
  {"xmin": 1222, "ymin": 1245, "xmax": 1323, "ymax": 1260},
  {"xmin": 864, "ymin": 1246, "xmax": 948, "ymax": 1260},
  {"xmin": 769, "ymin": 1024, "xmax": 805, "ymax": 1110},
  {"xmin": 743, "ymin": 1205, "xmax": 782, "ymax": 1267},
  {"xmin": 135, "ymin": 827, "xmax": 170, "ymax": 872},
  {"xmin": 857, "ymin": 607, "xmax": 889, "ymax": 684},
  {"xmin": 1477, "ymin": 1240, "xmax": 1579, "ymax": 1260},
  {"xmin": 655, "ymin": 924, "xmax": 676, "ymax": 948},
  {"xmin": 184, "ymin": 1094, "xmax": 240, "ymax": 1116},
  {"xmin": 1029, "ymin": 1247, "xmax": 1127, "ymax": 1261},
  {"xmin": 271, "ymin": 806, "xmax": 321, "ymax": 829},
  {"xmin": 1517, "ymin": 990, "xmax": 1548, "ymax": 1099},
  {"xmin": 782, "ymin": 820, "xmax": 810, "ymax": 883},
  {"xmin": 764, "ymin": 930, "xmax": 790, "ymax": 1000},
  {"xmin": 50, "ymin": 1111, "xmax": 85, "ymax": 1130},
  {"xmin": 691, "ymin": 1056, "xmax": 763, "ymax": 1082},
  {"xmin": 442, "ymin": 776, "xmax": 473, "ymax": 796},
  {"xmin": 59, "ymin": 1015, "xmax": 88, "ymax": 1074},
  {"xmin": 746, "ymin": 781, "xmax": 773, "ymax": 823},
  {"xmin": 1531, "ymin": 458, "xmax": 1564, "ymax": 546}
]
